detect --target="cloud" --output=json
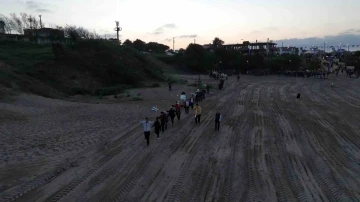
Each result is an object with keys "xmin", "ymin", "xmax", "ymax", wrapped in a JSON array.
[
  {"xmin": 164, "ymin": 35, "xmax": 197, "ymax": 42},
  {"xmin": 25, "ymin": 0, "xmax": 51, "ymax": 13},
  {"xmin": 274, "ymin": 31, "xmax": 360, "ymax": 47},
  {"xmin": 178, "ymin": 34, "xmax": 197, "ymax": 38},
  {"xmin": 339, "ymin": 28, "xmax": 360, "ymax": 35},
  {"xmin": 152, "ymin": 23, "xmax": 176, "ymax": 35},
  {"xmin": 36, "ymin": 8, "xmax": 51, "ymax": 12}
]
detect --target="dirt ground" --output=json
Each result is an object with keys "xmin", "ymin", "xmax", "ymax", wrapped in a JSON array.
[{"xmin": 1, "ymin": 74, "xmax": 360, "ymax": 202}]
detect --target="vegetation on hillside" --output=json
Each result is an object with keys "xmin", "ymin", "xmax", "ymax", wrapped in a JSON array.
[
  {"xmin": 0, "ymin": 40, "xmax": 167, "ymax": 98},
  {"xmin": 122, "ymin": 39, "xmax": 170, "ymax": 53},
  {"xmin": 149, "ymin": 38, "xmax": 303, "ymax": 74}
]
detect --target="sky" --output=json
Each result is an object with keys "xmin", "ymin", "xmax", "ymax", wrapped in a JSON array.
[{"xmin": 1, "ymin": 0, "xmax": 360, "ymax": 50}]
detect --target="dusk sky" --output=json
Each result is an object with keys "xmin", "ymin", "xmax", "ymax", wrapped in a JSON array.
[{"xmin": 1, "ymin": 0, "xmax": 360, "ymax": 49}]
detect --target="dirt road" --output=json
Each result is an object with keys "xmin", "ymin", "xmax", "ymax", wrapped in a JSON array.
[{"xmin": 1, "ymin": 75, "xmax": 360, "ymax": 202}]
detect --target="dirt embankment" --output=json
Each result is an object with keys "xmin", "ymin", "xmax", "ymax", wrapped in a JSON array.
[{"xmin": 1, "ymin": 74, "xmax": 360, "ymax": 201}]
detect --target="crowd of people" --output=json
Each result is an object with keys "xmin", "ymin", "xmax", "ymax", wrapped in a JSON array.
[
  {"xmin": 139, "ymin": 80, "xmax": 226, "ymax": 146},
  {"xmin": 278, "ymin": 68, "xmax": 359, "ymax": 79}
]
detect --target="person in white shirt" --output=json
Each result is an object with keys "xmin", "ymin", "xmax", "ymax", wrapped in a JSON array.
[{"xmin": 140, "ymin": 117, "xmax": 154, "ymax": 146}]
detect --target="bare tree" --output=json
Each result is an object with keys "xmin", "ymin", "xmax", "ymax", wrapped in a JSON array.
[
  {"xmin": 0, "ymin": 14, "xmax": 16, "ymax": 34},
  {"xmin": 64, "ymin": 25, "xmax": 101, "ymax": 40},
  {"xmin": 64, "ymin": 25, "xmax": 80, "ymax": 40},
  {"xmin": 30, "ymin": 16, "xmax": 39, "ymax": 29},
  {"xmin": 9, "ymin": 13, "xmax": 23, "ymax": 34},
  {"xmin": 20, "ymin": 13, "xmax": 30, "ymax": 29}
]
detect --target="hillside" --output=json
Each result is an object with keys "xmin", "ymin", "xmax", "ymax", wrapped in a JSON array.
[{"xmin": 0, "ymin": 40, "xmax": 169, "ymax": 98}]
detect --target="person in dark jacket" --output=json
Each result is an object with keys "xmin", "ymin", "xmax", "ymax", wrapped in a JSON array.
[
  {"xmin": 190, "ymin": 96, "xmax": 194, "ymax": 109},
  {"xmin": 168, "ymin": 81, "xmax": 172, "ymax": 91},
  {"xmin": 153, "ymin": 117, "xmax": 161, "ymax": 139},
  {"xmin": 167, "ymin": 107, "xmax": 176, "ymax": 126},
  {"xmin": 215, "ymin": 112, "xmax": 222, "ymax": 131},
  {"xmin": 160, "ymin": 112, "xmax": 167, "ymax": 132}
]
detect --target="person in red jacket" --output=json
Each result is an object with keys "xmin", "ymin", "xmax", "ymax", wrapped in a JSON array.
[{"xmin": 172, "ymin": 101, "xmax": 183, "ymax": 121}]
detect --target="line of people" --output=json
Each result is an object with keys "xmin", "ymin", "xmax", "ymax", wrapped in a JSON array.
[{"xmin": 140, "ymin": 98, "xmax": 223, "ymax": 146}]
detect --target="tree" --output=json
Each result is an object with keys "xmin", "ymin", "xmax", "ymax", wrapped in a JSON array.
[
  {"xmin": 64, "ymin": 25, "xmax": 80, "ymax": 40},
  {"xmin": 20, "ymin": 13, "xmax": 30, "ymax": 29},
  {"xmin": 212, "ymin": 37, "xmax": 224, "ymax": 48},
  {"xmin": 145, "ymin": 42, "xmax": 169, "ymax": 53},
  {"xmin": 123, "ymin": 39, "xmax": 132, "ymax": 46},
  {"xmin": 132, "ymin": 39, "xmax": 146, "ymax": 51},
  {"xmin": 63, "ymin": 25, "xmax": 100, "ymax": 40},
  {"xmin": 184, "ymin": 43, "xmax": 207, "ymax": 72},
  {"xmin": 0, "ymin": 14, "xmax": 15, "ymax": 34},
  {"xmin": 9, "ymin": 13, "xmax": 23, "ymax": 34}
]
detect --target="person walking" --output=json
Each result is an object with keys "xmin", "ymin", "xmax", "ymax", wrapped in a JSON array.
[
  {"xmin": 194, "ymin": 103, "xmax": 202, "ymax": 124},
  {"xmin": 237, "ymin": 74, "xmax": 240, "ymax": 81},
  {"xmin": 190, "ymin": 96, "xmax": 194, "ymax": 109},
  {"xmin": 185, "ymin": 99, "xmax": 190, "ymax": 114},
  {"xmin": 215, "ymin": 112, "xmax": 222, "ymax": 131},
  {"xmin": 139, "ymin": 118, "xmax": 153, "ymax": 146},
  {"xmin": 167, "ymin": 107, "xmax": 176, "ymax": 126},
  {"xmin": 172, "ymin": 101, "xmax": 182, "ymax": 121},
  {"xmin": 160, "ymin": 112, "xmax": 167, "ymax": 132},
  {"xmin": 168, "ymin": 81, "xmax": 172, "ymax": 91},
  {"xmin": 153, "ymin": 117, "xmax": 161, "ymax": 139}
]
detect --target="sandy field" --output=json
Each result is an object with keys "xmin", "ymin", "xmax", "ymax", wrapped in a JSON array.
[{"xmin": 1, "ymin": 74, "xmax": 360, "ymax": 202}]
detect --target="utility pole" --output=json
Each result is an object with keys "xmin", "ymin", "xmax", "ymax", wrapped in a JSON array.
[
  {"xmin": 114, "ymin": 21, "xmax": 122, "ymax": 42},
  {"xmin": 39, "ymin": 15, "xmax": 42, "ymax": 28},
  {"xmin": 173, "ymin": 37, "xmax": 175, "ymax": 51}
]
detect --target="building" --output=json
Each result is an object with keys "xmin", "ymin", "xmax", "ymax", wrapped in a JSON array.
[
  {"xmin": 222, "ymin": 40, "xmax": 277, "ymax": 54},
  {"xmin": 24, "ymin": 28, "xmax": 65, "ymax": 44}
]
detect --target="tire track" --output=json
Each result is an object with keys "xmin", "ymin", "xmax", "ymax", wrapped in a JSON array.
[
  {"xmin": 40, "ymin": 125, "xmax": 143, "ymax": 202},
  {"xmin": 0, "ymin": 124, "xmax": 138, "ymax": 202},
  {"xmin": 162, "ymin": 93, "xmax": 235, "ymax": 202},
  {"xmin": 108, "ymin": 82, "xmax": 237, "ymax": 202},
  {"xmin": 274, "ymin": 81, "xmax": 359, "ymax": 201}
]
